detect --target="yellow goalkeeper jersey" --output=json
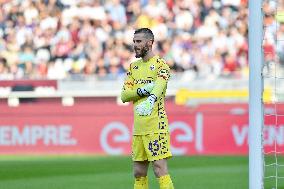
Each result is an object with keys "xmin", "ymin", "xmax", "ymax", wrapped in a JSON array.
[{"xmin": 121, "ymin": 55, "xmax": 170, "ymax": 135}]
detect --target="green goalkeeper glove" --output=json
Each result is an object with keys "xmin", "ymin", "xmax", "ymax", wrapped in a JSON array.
[
  {"xmin": 137, "ymin": 82, "xmax": 155, "ymax": 97},
  {"xmin": 135, "ymin": 94, "xmax": 157, "ymax": 116}
]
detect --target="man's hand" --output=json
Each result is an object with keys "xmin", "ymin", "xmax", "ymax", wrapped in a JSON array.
[
  {"xmin": 135, "ymin": 94, "xmax": 157, "ymax": 116},
  {"xmin": 137, "ymin": 82, "xmax": 155, "ymax": 97}
]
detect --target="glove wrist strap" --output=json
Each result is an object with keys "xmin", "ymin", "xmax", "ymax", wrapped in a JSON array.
[
  {"xmin": 137, "ymin": 88, "xmax": 144, "ymax": 97},
  {"xmin": 148, "ymin": 94, "xmax": 157, "ymax": 104}
]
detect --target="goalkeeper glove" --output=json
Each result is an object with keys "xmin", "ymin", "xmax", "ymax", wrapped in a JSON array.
[
  {"xmin": 137, "ymin": 82, "xmax": 155, "ymax": 97},
  {"xmin": 135, "ymin": 94, "xmax": 157, "ymax": 116}
]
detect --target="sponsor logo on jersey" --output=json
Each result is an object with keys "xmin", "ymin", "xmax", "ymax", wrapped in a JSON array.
[{"xmin": 134, "ymin": 78, "xmax": 153, "ymax": 84}]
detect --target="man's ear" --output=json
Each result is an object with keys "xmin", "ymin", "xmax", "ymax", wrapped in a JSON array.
[{"xmin": 147, "ymin": 40, "xmax": 153, "ymax": 46}]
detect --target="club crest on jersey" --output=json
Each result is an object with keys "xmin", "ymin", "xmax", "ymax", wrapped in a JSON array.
[
  {"xmin": 133, "ymin": 65, "xmax": 138, "ymax": 69},
  {"xmin": 150, "ymin": 65, "xmax": 155, "ymax": 70}
]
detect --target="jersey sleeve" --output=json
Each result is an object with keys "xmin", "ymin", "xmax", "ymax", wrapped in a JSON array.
[
  {"xmin": 120, "ymin": 65, "xmax": 140, "ymax": 103},
  {"xmin": 151, "ymin": 59, "xmax": 170, "ymax": 98}
]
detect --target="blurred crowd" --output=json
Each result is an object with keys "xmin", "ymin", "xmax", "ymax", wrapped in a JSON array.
[{"xmin": 0, "ymin": 0, "xmax": 255, "ymax": 80}]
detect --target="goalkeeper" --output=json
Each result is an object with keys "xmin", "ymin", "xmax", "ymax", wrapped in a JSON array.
[{"xmin": 121, "ymin": 28, "xmax": 174, "ymax": 189}]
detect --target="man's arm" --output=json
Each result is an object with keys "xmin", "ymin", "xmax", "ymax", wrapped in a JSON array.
[
  {"xmin": 151, "ymin": 62, "xmax": 170, "ymax": 99},
  {"xmin": 135, "ymin": 61, "xmax": 170, "ymax": 116},
  {"xmin": 121, "ymin": 66, "xmax": 140, "ymax": 103}
]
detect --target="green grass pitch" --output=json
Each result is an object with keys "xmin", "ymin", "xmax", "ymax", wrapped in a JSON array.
[{"xmin": 0, "ymin": 155, "xmax": 280, "ymax": 189}]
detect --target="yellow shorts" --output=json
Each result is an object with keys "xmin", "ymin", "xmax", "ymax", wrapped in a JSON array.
[{"xmin": 132, "ymin": 133, "xmax": 172, "ymax": 162}]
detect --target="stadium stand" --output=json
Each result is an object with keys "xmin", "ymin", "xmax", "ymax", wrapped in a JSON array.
[{"xmin": 0, "ymin": 0, "xmax": 250, "ymax": 81}]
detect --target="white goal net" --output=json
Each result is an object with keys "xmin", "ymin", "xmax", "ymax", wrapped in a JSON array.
[{"xmin": 262, "ymin": 0, "xmax": 284, "ymax": 188}]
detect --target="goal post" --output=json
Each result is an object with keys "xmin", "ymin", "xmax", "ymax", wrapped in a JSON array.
[{"xmin": 249, "ymin": 0, "xmax": 264, "ymax": 188}]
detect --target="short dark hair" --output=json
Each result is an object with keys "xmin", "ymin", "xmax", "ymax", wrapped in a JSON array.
[{"xmin": 134, "ymin": 28, "xmax": 154, "ymax": 42}]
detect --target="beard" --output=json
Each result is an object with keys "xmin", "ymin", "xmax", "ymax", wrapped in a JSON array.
[{"xmin": 135, "ymin": 46, "xmax": 149, "ymax": 58}]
